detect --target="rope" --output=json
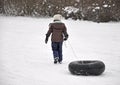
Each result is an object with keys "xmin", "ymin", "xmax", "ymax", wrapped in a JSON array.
[
  {"xmin": 65, "ymin": 40, "xmax": 79, "ymax": 59},
  {"xmin": 64, "ymin": 41, "xmax": 67, "ymax": 48}
]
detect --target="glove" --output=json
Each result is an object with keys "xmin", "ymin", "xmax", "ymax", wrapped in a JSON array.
[
  {"xmin": 45, "ymin": 34, "xmax": 49, "ymax": 44},
  {"xmin": 64, "ymin": 34, "xmax": 68, "ymax": 41},
  {"xmin": 64, "ymin": 37, "xmax": 67, "ymax": 41},
  {"xmin": 45, "ymin": 37, "xmax": 48, "ymax": 44}
]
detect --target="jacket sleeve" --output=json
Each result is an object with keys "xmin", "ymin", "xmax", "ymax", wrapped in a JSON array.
[
  {"xmin": 46, "ymin": 23, "xmax": 53, "ymax": 37},
  {"xmin": 63, "ymin": 24, "xmax": 69, "ymax": 39}
]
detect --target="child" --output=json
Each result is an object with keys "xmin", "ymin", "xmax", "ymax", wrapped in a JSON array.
[{"xmin": 45, "ymin": 14, "xmax": 69, "ymax": 64}]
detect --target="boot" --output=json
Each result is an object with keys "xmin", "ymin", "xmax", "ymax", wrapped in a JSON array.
[
  {"xmin": 54, "ymin": 57, "xmax": 59, "ymax": 64},
  {"xmin": 58, "ymin": 61, "xmax": 62, "ymax": 64}
]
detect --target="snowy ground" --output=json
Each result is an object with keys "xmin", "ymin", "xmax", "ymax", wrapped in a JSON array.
[{"xmin": 0, "ymin": 16, "xmax": 120, "ymax": 85}]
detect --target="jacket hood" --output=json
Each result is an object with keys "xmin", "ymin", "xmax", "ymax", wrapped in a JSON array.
[{"xmin": 53, "ymin": 14, "xmax": 62, "ymax": 21}]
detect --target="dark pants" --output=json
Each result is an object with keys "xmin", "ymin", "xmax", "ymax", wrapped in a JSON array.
[{"xmin": 52, "ymin": 42, "xmax": 63, "ymax": 62}]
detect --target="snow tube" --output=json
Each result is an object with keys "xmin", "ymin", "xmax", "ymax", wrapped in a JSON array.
[{"xmin": 68, "ymin": 60, "xmax": 105, "ymax": 75}]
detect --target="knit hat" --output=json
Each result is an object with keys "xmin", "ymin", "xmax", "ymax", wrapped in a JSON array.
[{"xmin": 53, "ymin": 14, "xmax": 62, "ymax": 21}]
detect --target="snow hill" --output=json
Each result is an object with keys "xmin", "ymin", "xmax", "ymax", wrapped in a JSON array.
[{"xmin": 0, "ymin": 16, "xmax": 120, "ymax": 85}]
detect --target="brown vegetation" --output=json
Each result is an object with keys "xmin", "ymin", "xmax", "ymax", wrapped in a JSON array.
[{"xmin": 0, "ymin": 0, "xmax": 120, "ymax": 22}]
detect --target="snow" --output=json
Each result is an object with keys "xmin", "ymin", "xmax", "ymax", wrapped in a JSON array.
[
  {"xmin": 113, "ymin": 4, "xmax": 115, "ymax": 6},
  {"xmin": 103, "ymin": 4, "xmax": 108, "ymax": 8},
  {"xmin": 0, "ymin": 16, "xmax": 120, "ymax": 85},
  {"xmin": 95, "ymin": 7, "xmax": 100, "ymax": 10},
  {"xmin": 92, "ymin": 9, "xmax": 96, "ymax": 12},
  {"xmin": 64, "ymin": 6, "xmax": 79, "ymax": 14},
  {"xmin": 92, "ymin": 6, "xmax": 101, "ymax": 12}
]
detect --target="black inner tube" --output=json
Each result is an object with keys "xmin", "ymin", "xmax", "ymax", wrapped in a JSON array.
[{"xmin": 68, "ymin": 60, "xmax": 105, "ymax": 75}]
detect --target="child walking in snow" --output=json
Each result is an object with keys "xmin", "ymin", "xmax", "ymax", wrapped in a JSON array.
[{"xmin": 45, "ymin": 14, "xmax": 69, "ymax": 64}]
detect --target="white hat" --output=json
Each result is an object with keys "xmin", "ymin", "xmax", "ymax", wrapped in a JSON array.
[{"xmin": 53, "ymin": 14, "xmax": 62, "ymax": 21}]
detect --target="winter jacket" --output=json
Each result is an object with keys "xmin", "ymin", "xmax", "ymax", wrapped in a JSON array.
[{"xmin": 46, "ymin": 20, "xmax": 68, "ymax": 42}]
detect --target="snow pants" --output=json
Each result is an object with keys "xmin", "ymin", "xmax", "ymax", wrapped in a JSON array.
[{"xmin": 51, "ymin": 42, "xmax": 63, "ymax": 62}]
